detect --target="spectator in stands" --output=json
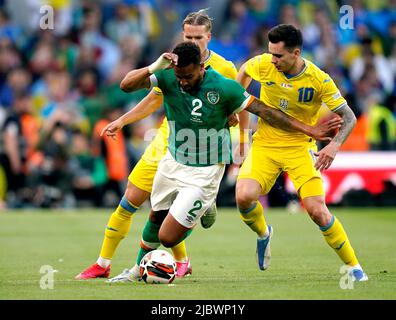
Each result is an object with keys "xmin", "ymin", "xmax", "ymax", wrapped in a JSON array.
[
  {"xmin": 246, "ymin": 0, "xmax": 278, "ymax": 27},
  {"xmin": 350, "ymin": 37, "xmax": 394, "ymax": 95},
  {"xmin": 220, "ymin": 0, "xmax": 251, "ymax": 45},
  {"xmin": 0, "ymin": 39, "xmax": 22, "ymax": 89},
  {"xmin": 29, "ymin": 120, "xmax": 72, "ymax": 208},
  {"xmin": 75, "ymin": 67, "xmax": 106, "ymax": 132},
  {"xmin": 249, "ymin": 24, "xmax": 270, "ymax": 57},
  {"xmin": 105, "ymin": 33, "xmax": 145, "ymax": 106},
  {"xmin": 367, "ymin": 95, "xmax": 396, "ymax": 150},
  {"xmin": 0, "ymin": 8, "xmax": 23, "ymax": 46},
  {"xmin": 310, "ymin": 9, "xmax": 339, "ymax": 70},
  {"xmin": 380, "ymin": 20, "xmax": 396, "ymax": 58},
  {"xmin": 75, "ymin": 3, "xmax": 120, "ymax": 82},
  {"xmin": 0, "ymin": 91, "xmax": 37, "ymax": 207},
  {"xmin": 39, "ymin": 70, "xmax": 77, "ymax": 119},
  {"xmin": 28, "ymin": 35, "xmax": 58, "ymax": 80},
  {"xmin": 0, "ymin": 67, "xmax": 31, "ymax": 108},
  {"xmin": 209, "ymin": 0, "xmax": 252, "ymax": 65},
  {"xmin": 47, "ymin": 0, "xmax": 73, "ymax": 37},
  {"xmin": 278, "ymin": 3, "xmax": 300, "ymax": 28},
  {"xmin": 92, "ymin": 108, "xmax": 129, "ymax": 206},
  {"xmin": 354, "ymin": 63, "xmax": 384, "ymax": 114},
  {"xmin": 117, "ymin": 35, "xmax": 144, "ymax": 70},
  {"xmin": 104, "ymin": 2, "xmax": 148, "ymax": 49},
  {"xmin": 69, "ymin": 130, "xmax": 108, "ymax": 207}
]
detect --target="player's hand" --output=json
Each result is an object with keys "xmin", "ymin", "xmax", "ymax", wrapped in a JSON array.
[
  {"xmin": 227, "ymin": 113, "xmax": 240, "ymax": 127},
  {"xmin": 314, "ymin": 141, "xmax": 340, "ymax": 171},
  {"xmin": 100, "ymin": 119, "xmax": 124, "ymax": 140},
  {"xmin": 310, "ymin": 118, "xmax": 343, "ymax": 141},
  {"xmin": 163, "ymin": 53, "xmax": 178, "ymax": 67},
  {"xmin": 148, "ymin": 53, "xmax": 178, "ymax": 73},
  {"xmin": 233, "ymin": 142, "xmax": 249, "ymax": 165}
]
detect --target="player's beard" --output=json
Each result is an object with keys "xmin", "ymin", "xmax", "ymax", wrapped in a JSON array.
[{"xmin": 182, "ymin": 76, "xmax": 203, "ymax": 93}]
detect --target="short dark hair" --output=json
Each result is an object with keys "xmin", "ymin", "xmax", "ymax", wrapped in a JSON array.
[
  {"xmin": 172, "ymin": 42, "xmax": 201, "ymax": 68},
  {"xmin": 268, "ymin": 24, "xmax": 303, "ymax": 50}
]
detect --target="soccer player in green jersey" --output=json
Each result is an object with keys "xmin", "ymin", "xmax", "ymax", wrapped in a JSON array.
[
  {"xmin": 75, "ymin": 10, "xmax": 245, "ymax": 281},
  {"xmin": 99, "ymin": 41, "xmax": 342, "ymax": 278}
]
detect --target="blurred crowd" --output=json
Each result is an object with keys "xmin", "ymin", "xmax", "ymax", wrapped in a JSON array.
[{"xmin": 0, "ymin": 0, "xmax": 395, "ymax": 209}]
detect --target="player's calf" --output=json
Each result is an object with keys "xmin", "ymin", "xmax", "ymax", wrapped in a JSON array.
[{"xmin": 159, "ymin": 213, "xmax": 192, "ymax": 248}]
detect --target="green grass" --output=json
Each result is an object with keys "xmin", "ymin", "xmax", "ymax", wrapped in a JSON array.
[{"xmin": 0, "ymin": 207, "xmax": 395, "ymax": 300}]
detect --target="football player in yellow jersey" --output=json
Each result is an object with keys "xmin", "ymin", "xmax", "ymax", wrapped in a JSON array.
[
  {"xmin": 236, "ymin": 24, "xmax": 368, "ymax": 281},
  {"xmin": 75, "ymin": 9, "xmax": 250, "ymax": 280}
]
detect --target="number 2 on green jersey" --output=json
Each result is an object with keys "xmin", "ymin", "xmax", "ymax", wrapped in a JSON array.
[{"xmin": 191, "ymin": 99, "xmax": 203, "ymax": 116}]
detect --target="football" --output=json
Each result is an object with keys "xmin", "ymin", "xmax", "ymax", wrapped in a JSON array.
[{"xmin": 139, "ymin": 249, "xmax": 177, "ymax": 284}]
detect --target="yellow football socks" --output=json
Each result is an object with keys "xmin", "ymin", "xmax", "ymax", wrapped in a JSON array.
[
  {"xmin": 171, "ymin": 241, "xmax": 188, "ymax": 262},
  {"xmin": 320, "ymin": 215, "xmax": 359, "ymax": 266},
  {"xmin": 239, "ymin": 201, "xmax": 269, "ymax": 238},
  {"xmin": 99, "ymin": 196, "xmax": 138, "ymax": 260}
]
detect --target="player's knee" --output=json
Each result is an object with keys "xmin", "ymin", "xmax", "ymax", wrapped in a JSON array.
[
  {"xmin": 305, "ymin": 200, "xmax": 330, "ymax": 226},
  {"xmin": 158, "ymin": 231, "xmax": 175, "ymax": 248},
  {"xmin": 124, "ymin": 182, "xmax": 150, "ymax": 207},
  {"xmin": 149, "ymin": 210, "xmax": 168, "ymax": 225},
  {"xmin": 160, "ymin": 240, "xmax": 175, "ymax": 248},
  {"xmin": 236, "ymin": 186, "xmax": 259, "ymax": 209}
]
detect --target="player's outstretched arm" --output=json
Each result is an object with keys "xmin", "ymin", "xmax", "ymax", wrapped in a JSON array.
[
  {"xmin": 120, "ymin": 53, "xmax": 178, "ymax": 92},
  {"xmin": 100, "ymin": 90, "xmax": 163, "ymax": 139},
  {"xmin": 314, "ymin": 105, "xmax": 356, "ymax": 171},
  {"xmin": 237, "ymin": 63, "xmax": 342, "ymax": 140},
  {"xmin": 331, "ymin": 105, "xmax": 357, "ymax": 146},
  {"xmin": 245, "ymin": 98, "xmax": 343, "ymax": 140}
]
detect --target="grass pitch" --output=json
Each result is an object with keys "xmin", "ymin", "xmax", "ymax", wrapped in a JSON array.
[{"xmin": 0, "ymin": 207, "xmax": 395, "ymax": 300}]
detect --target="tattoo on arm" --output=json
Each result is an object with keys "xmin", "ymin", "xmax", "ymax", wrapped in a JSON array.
[
  {"xmin": 333, "ymin": 105, "xmax": 356, "ymax": 145},
  {"xmin": 245, "ymin": 99, "xmax": 307, "ymax": 133},
  {"xmin": 245, "ymin": 99, "xmax": 292, "ymax": 131}
]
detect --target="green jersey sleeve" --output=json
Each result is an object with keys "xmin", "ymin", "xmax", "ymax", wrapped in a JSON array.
[{"xmin": 222, "ymin": 78, "xmax": 253, "ymax": 114}]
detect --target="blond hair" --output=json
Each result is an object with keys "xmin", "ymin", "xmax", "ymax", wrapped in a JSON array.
[{"xmin": 182, "ymin": 8, "xmax": 213, "ymax": 32}]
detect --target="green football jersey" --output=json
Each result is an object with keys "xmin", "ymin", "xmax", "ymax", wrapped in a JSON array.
[{"xmin": 151, "ymin": 67, "xmax": 252, "ymax": 167}]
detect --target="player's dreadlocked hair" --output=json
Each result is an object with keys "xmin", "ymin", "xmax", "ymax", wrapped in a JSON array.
[
  {"xmin": 172, "ymin": 42, "xmax": 202, "ymax": 68},
  {"xmin": 268, "ymin": 24, "xmax": 303, "ymax": 50},
  {"xmin": 182, "ymin": 8, "xmax": 213, "ymax": 32}
]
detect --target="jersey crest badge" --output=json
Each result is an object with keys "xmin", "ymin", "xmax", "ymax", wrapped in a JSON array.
[
  {"xmin": 279, "ymin": 99, "xmax": 289, "ymax": 110},
  {"xmin": 206, "ymin": 91, "xmax": 220, "ymax": 105}
]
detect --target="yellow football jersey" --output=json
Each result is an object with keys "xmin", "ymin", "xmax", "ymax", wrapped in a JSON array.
[
  {"xmin": 203, "ymin": 50, "xmax": 238, "ymax": 80},
  {"xmin": 142, "ymin": 50, "xmax": 237, "ymax": 162},
  {"xmin": 245, "ymin": 53, "xmax": 347, "ymax": 147}
]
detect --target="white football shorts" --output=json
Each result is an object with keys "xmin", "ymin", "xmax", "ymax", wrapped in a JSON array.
[{"xmin": 150, "ymin": 151, "xmax": 225, "ymax": 228}]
